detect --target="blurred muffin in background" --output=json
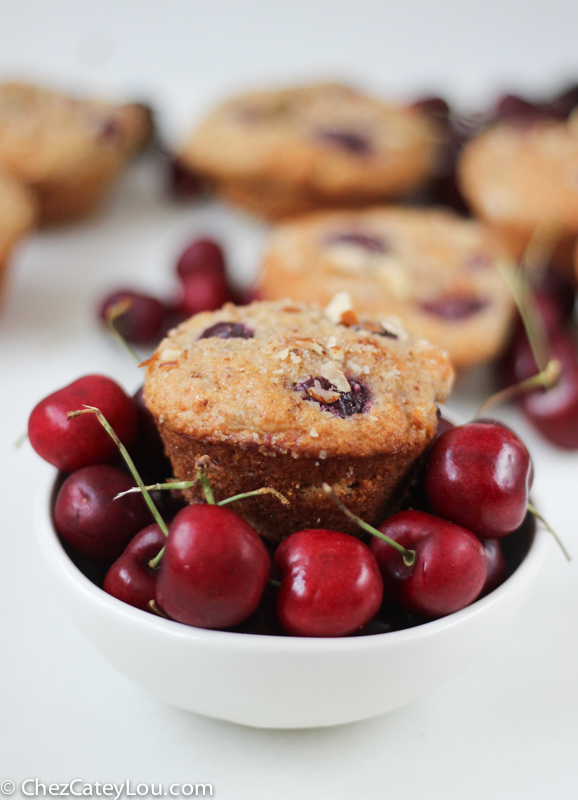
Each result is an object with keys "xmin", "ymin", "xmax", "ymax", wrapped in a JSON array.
[
  {"xmin": 0, "ymin": 172, "xmax": 36, "ymax": 305},
  {"xmin": 258, "ymin": 206, "xmax": 515, "ymax": 369},
  {"xmin": 0, "ymin": 83, "xmax": 154, "ymax": 223},
  {"xmin": 457, "ymin": 115, "xmax": 578, "ymax": 279},
  {"xmin": 176, "ymin": 83, "xmax": 444, "ymax": 219}
]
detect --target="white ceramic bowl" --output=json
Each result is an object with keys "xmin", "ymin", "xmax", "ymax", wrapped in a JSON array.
[{"xmin": 35, "ymin": 469, "xmax": 549, "ymax": 729}]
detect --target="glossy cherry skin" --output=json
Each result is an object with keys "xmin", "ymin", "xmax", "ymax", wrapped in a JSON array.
[
  {"xmin": 371, "ymin": 511, "xmax": 487, "ymax": 619},
  {"xmin": 103, "ymin": 524, "xmax": 166, "ymax": 610},
  {"xmin": 425, "ymin": 423, "xmax": 532, "ymax": 539},
  {"xmin": 274, "ymin": 529, "xmax": 383, "ymax": 637},
  {"xmin": 479, "ymin": 539, "xmax": 506, "ymax": 597},
  {"xmin": 54, "ymin": 465, "xmax": 152, "ymax": 564},
  {"xmin": 176, "ymin": 239, "xmax": 226, "ymax": 282},
  {"xmin": 99, "ymin": 289, "xmax": 166, "ymax": 344},
  {"xmin": 155, "ymin": 504, "xmax": 270, "ymax": 629},
  {"xmin": 29, "ymin": 375, "xmax": 138, "ymax": 473}
]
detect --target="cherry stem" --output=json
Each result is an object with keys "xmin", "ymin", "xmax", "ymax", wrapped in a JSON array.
[
  {"xmin": 115, "ymin": 482, "xmax": 290, "ymax": 509},
  {"xmin": 148, "ymin": 599, "xmax": 170, "ymax": 618},
  {"xmin": 527, "ymin": 502, "xmax": 571, "ymax": 562},
  {"xmin": 476, "ymin": 358, "xmax": 562, "ymax": 417},
  {"xmin": 219, "ymin": 487, "xmax": 290, "ymax": 507},
  {"xmin": 322, "ymin": 483, "xmax": 416, "ymax": 566},
  {"xmin": 67, "ymin": 407, "xmax": 169, "ymax": 539},
  {"xmin": 268, "ymin": 578, "xmax": 281, "ymax": 589},
  {"xmin": 495, "ymin": 259, "xmax": 550, "ymax": 373},
  {"xmin": 14, "ymin": 431, "xmax": 29, "ymax": 448},
  {"xmin": 104, "ymin": 299, "xmax": 142, "ymax": 365},
  {"xmin": 196, "ymin": 467, "xmax": 215, "ymax": 505}
]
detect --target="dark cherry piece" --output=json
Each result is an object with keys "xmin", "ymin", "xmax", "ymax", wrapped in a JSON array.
[
  {"xmin": 479, "ymin": 539, "xmax": 507, "ymax": 597},
  {"xmin": 315, "ymin": 128, "xmax": 372, "ymax": 155},
  {"xmin": 99, "ymin": 289, "xmax": 166, "ymax": 344},
  {"xmin": 325, "ymin": 231, "xmax": 388, "ymax": 253},
  {"xmin": 54, "ymin": 465, "xmax": 152, "ymax": 564},
  {"xmin": 425, "ymin": 423, "xmax": 532, "ymax": 539},
  {"xmin": 176, "ymin": 239, "xmax": 226, "ymax": 282},
  {"xmin": 155, "ymin": 504, "xmax": 270, "ymax": 629},
  {"xmin": 179, "ymin": 271, "xmax": 232, "ymax": 317},
  {"xmin": 274, "ymin": 529, "xmax": 383, "ymax": 637},
  {"xmin": 419, "ymin": 295, "xmax": 488, "ymax": 320},
  {"xmin": 371, "ymin": 510, "xmax": 487, "ymax": 619},
  {"xmin": 199, "ymin": 321, "xmax": 254, "ymax": 340},
  {"xmin": 103, "ymin": 524, "xmax": 166, "ymax": 610},
  {"xmin": 28, "ymin": 375, "xmax": 138, "ymax": 473},
  {"xmin": 296, "ymin": 376, "xmax": 370, "ymax": 417}
]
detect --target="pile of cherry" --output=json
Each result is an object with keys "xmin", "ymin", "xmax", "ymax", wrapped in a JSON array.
[
  {"xmin": 29, "ymin": 372, "xmax": 537, "ymax": 638},
  {"xmin": 99, "ymin": 238, "xmax": 254, "ymax": 346}
]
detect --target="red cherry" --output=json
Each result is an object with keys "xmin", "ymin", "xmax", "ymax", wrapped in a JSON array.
[
  {"xmin": 179, "ymin": 271, "xmax": 232, "ymax": 317},
  {"xmin": 155, "ymin": 504, "xmax": 270, "ymax": 629},
  {"xmin": 54, "ymin": 465, "xmax": 152, "ymax": 564},
  {"xmin": 176, "ymin": 239, "xmax": 226, "ymax": 283},
  {"xmin": 28, "ymin": 375, "xmax": 138, "ymax": 473},
  {"xmin": 370, "ymin": 511, "xmax": 487, "ymax": 619},
  {"xmin": 425, "ymin": 423, "xmax": 532, "ymax": 539},
  {"xmin": 274, "ymin": 529, "xmax": 383, "ymax": 637},
  {"xmin": 521, "ymin": 360, "xmax": 578, "ymax": 449},
  {"xmin": 99, "ymin": 289, "xmax": 166, "ymax": 344},
  {"xmin": 103, "ymin": 524, "xmax": 166, "ymax": 611},
  {"xmin": 479, "ymin": 539, "xmax": 507, "ymax": 597}
]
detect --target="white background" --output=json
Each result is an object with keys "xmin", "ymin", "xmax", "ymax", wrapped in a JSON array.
[{"xmin": 1, "ymin": 2, "xmax": 578, "ymax": 798}]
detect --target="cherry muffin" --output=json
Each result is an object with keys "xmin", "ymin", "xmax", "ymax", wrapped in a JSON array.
[
  {"xmin": 258, "ymin": 207, "xmax": 515, "ymax": 368},
  {"xmin": 0, "ymin": 83, "xmax": 153, "ymax": 222},
  {"xmin": 177, "ymin": 83, "xmax": 443, "ymax": 219},
  {"xmin": 143, "ymin": 299, "xmax": 453, "ymax": 541},
  {"xmin": 0, "ymin": 172, "xmax": 36, "ymax": 305},
  {"xmin": 457, "ymin": 116, "xmax": 578, "ymax": 275}
]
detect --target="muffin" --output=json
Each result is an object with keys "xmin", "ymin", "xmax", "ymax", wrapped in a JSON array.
[
  {"xmin": 259, "ymin": 207, "xmax": 516, "ymax": 369},
  {"xmin": 0, "ymin": 82, "xmax": 153, "ymax": 222},
  {"xmin": 143, "ymin": 299, "xmax": 453, "ymax": 541},
  {"xmin": 177, "ymin": 83, "xmax": 443, "ymax": 219},
  {"xmin": 457, "ymin": 116, "xmax": 578, "ymax": 275},
  {"xmin": 0, "ymin": 172, "xmax": 36, "ymax": 305}
]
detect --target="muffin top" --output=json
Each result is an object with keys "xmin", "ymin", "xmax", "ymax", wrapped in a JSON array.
[
  {"xmin": 458, "ymin": 117, "xmax": 578, "ymax": 232},
  {"xmin": 144, "ymin": 299, "xmax": 453, "ymax": 459},
  {"xmin": 259, "ymin": 206, "xmax": 515, "ymax": 368},
  {"xmin": 180, "ymin": 83, "xmax": 442, "ymax": 198},
  {"xmin": 0, "ymin": 82, "xmax": 151, "ymax": 181}
]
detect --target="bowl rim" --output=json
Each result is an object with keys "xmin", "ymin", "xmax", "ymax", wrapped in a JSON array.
[{"xmin": 35, "ymin": 466, "xmax": 550, "ymax": 653}]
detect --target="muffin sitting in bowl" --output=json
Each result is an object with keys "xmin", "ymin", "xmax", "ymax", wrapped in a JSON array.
[{"xmin": 143, "ymin": 299, "xmax": 453, "ymax": 541}]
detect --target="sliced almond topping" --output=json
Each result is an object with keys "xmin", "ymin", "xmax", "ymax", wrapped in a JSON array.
[
  {"xmin": 330, "ymin": 347, "xmax": 345, "ymax": 362},
  {"xmin": 321, "ymin": 361, "xmax": 351, "ymax": 393},
  {"xmin": 309, "ymin": 427, "xmax": 319, "ymax": 438},
  {"xmin": 272, "ymin": 368, "xmax": 285, "ymax": 375},
  {"xmin": 308, "ymin": 380, "xmax": 340, "ymax": 404},
  {"xmin": 340, "ymin": 309, "xmax": 358, "ymax": 326},
  {"xmin": 160, "ymin": 348, "xmax": 182, "ymax": 361},
  {"xmin": 326, "ymin": 335, "xmax": 338, "ymax": 348},
  {"xmin": 324, "ymin": 291, "xmax": 354, "ymax": 325},
  {"xmin": 274, "ymin": 348, "xmax": 290, "ymax": 360},
  {"xmin": 290, "ymin": 353, "xmax": 302, "ymax": 364},
  {"xmin": 381, "ymin": 316, "xmax": 408, "ymax": 341}
]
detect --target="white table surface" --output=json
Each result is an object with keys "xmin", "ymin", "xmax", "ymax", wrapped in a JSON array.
[{"xmin": 1, "ymin": 2, "xmax": 578, "ymax": 798}]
